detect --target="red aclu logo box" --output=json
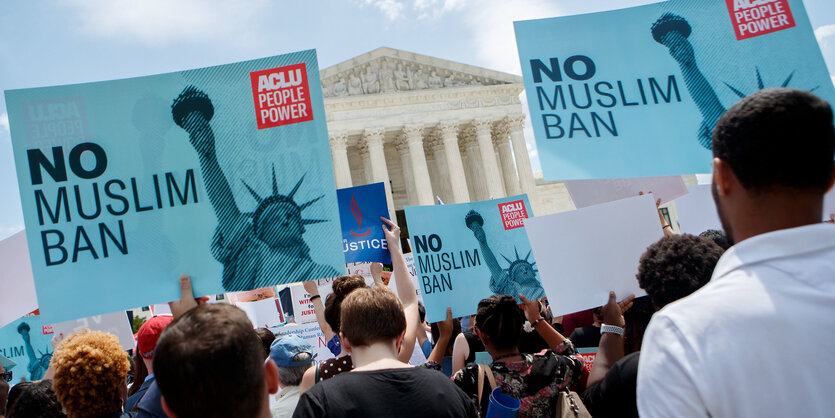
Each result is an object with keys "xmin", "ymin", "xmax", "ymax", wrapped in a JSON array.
[
  {"xmin": 499, "ymin": 200, "xmax": 528, "ymax": 230},
  {"xmin": 250, "ymin": 63, "xmax": 313, "ymax": 129},
  {"xmin": 726, "ymin": 0, "xmax": 795, "ymax": 40}
]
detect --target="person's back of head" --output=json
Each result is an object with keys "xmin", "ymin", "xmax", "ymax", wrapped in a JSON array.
[
  {"xmin": 269, "ymin": 334, "xmax": 314, "ymax": 387},
  {"xmin": 698, "ymin": 229, "xmax": 731, "ymax": 250},
  {"xmin": 324, "ymin": 275, "xmax": 368, "ymax": 333},
  {"xmin": 255, "ymin": 327, "xmax": 276, "ymax": 360},
  {"xmin": 475, "ymin": 295, "xmax": 524, "ymax": 351},
  {"xmin": 637, "ymin": 234, "xmax": 724, "ymax": 311},
  {"xmin": 340, "ymin": 286, "xmax": 406, "ymax": 349},
  {"xmin": 154, "ymin": 304, "xmax": 268, "ymax": 418},
  {"xmin": 713, "ymin": 87, "xmax": 834, "ymax": 195},
  {"xmin": 712, "ymin": 88, "xmax": 835, "ymax": 242},
  {"xmin": 51, "ymin": 331, "xmax": 130, "ymax": 418},
  {"xmin": 5, "ymin": 379, "xmax": 65, "ymax": 418}
]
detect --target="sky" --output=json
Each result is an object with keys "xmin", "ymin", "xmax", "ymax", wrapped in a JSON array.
[{"xmin": 1, "ymin": 0, "xmax": 834, "ymax": 241}]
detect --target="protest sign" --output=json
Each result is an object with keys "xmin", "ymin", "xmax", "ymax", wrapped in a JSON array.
[
  {"xmin": 0, "ymin": 354, "xmax": 16, "ymax": 372},
  {"xmin": 273, "ymin": 322, "xmax": 334, "ymax": 361},
  {"xmin": 577, "ymin": 348, "xmax": 598, "ymax": 375},
  {"xmin": 236, "ymin": 298, "xmax": 286, "ymax": 328},
  {"xmin": 525, "ymin": 194, "xmax": 661, "ymax": 317},
  {"xmin": 675, "ymin": 184, "xmax": 722, "ymax": 234},
  {"xmin": 51, "ymin": 311, "xmax": 135, "ymax": 350},
  {"xmin": 338, "ymin": 182, "xmax": 390, "ymax": 264},
  {"xmin": 0, "ymin": 314, "xmax": 53, "ymax": 385},
  {"xmin": 0, "ymin": 232, "xmax": 39, "ymax": 328},
  {"xmin": 226, "ymin": 287, "xmax": 278, "ymax": 305},
  {"xmin": 515, "ymin": 0, "xmax": 834, "ymax": 180},
  {"xmin": 287, "ymin": 283, "xmax": 317, "ymax": 325},
  {"xmin": 405, "ymin": 195, "xmax": 545, "ymax": 322},
  {"xmin": 564, "ymin": 176, "xmax": 687, "ymax": 208},
  {"xmin": 6, "ymin": 50, "xmax": 344, "ymax": 322}
]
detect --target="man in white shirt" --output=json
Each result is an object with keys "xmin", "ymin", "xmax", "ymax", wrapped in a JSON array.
[{"xmin": 638, "ymin": 88, "xmax": 835, "ymax": 417}]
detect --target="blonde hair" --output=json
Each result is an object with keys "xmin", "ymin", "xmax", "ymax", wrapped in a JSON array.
[{"xmin": 51, "ymin": 330, "xmax": 129, "ymax": 418}]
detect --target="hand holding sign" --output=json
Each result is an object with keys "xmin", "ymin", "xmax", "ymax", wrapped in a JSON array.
[
  {"xmin": 168, "ymin": 275, "xmax": 210, "ymax": 319},
  {"xmin": 602, "ymin": 291, "xmax": 634, "ymax": 328}
]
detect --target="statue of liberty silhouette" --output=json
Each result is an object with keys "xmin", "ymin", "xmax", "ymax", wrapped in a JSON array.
[
  {"xmin": 17, "ymin": 322, "xmax": 50, "ymax": 382},
  {"xmin": 171, "ymin": 87, "xmax": 339, "ymax": 291},
  {"xmin": 465, "ymin": 210, "xmax": 545, "ymax": 300}
]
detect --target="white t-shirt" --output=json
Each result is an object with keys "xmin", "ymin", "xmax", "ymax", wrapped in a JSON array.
[
  {"xmin": 270, "ymin": 385, "xmax": 301, "ymax": 418},
  {"xmin": 638, "ymin": 224, "xmax": 835, "ymax": 418}
]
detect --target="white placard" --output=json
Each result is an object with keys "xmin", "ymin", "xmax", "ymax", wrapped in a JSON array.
[
  {"xmin": 236, "ymin": 298, "xmax": 285, "ymax": 329},
  {"xmin": 288, "ymin": 283, "xmax": 317, "ymax": 325},
  {"xmin": 150, "ymin": 304, "xmax": 172, "ymax": 316},
  {"xmin": 564, "ymin": 176, "xmax": 687, "ymax": 208},
  {"xmin": 695, "ymin": 173, "xmax": 713, "ymax": 185},
  {"xmin": 51, "ymin": 311, "xmax": 135, "ymax": 350},
  {"xmin": 0, "ymin": 231, "xmax": 39, "ymax": 328},
  {"xmin": 274, "ymin": 322, "xmax": 334, "ymax": 362},
  {"xmin": 525, "ymin": 195, "xmax": 661, "ymax": 317},
  {"xmin": 675, "ymin": 184, "xmax": 722, "ymax": 235}
]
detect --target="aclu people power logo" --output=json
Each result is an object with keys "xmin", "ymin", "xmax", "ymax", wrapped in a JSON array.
[
  {"xmin": 250, "ymin": 63, "xmax": 314, "ymax": 129},
  {"xmin": 726, "ymin": 0, "xmax": 796, "ymax": 40},
  {"xmin": 499, "ymin": 200, "xmax": 529, "ymax": 230}
]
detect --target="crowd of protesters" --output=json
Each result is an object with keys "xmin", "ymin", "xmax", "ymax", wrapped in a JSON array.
[{"xmin": 0, "ymin": 87, "xmax": 833, "ymax": 417}]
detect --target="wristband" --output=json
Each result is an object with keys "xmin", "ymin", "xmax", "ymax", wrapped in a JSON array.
[
  {"xmin": 531, "ymin": 317, "xmax": 545, "ymax": 328},
  {"xmin": 309, "ymin": 294, "xmax": 321, "ymax": 302},
  {"xmin": 662, "ymin": 224, "xmax": 673, "ymax": 230},
  {"xmin": 600, "ymin": 324, "xmax": 624, "ymax": 336}
]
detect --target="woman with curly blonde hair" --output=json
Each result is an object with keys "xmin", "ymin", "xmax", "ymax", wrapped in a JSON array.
[{"xmin": 51, "ymin": 330, "xmax": 131, "ymax": 418}]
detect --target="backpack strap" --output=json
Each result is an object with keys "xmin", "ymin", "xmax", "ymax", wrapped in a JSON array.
[
  {"xmin": 314, "ymin": 361, "xmax": 321, "ymax": 383},
  {"xmin": 477, "ymin": 364, "xmax": 499, "ymax": 406}
]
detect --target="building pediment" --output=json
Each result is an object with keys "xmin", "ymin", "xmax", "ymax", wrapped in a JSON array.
[{"xmin": 321, "ymin": 47, "xmax": 522, "ymax": 98}]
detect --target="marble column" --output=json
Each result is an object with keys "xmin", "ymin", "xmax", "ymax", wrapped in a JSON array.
[
  {"xmin": 329, "ymin": 131, "xmax": 352, "ymax": 189},
  {"xmin": 363, "ymin": 127, "xmax": 395, "ymax": 218},
  {"xmin": 506, "ymin": 114, "xmax": 538, "ymax": 210},
  {"xmin": 359, "ymin": 145, "xmax": 373, "ymax": 185},
  {"xmin": 473, "ymin": 117, "xmax": 505, "ymax": 199},
  {"xmin": 492, "ymin": 124, "xmax": 521, "ymax": 196},
  {"xmin": 462, "ymin": 126, "xmax": 488, "ymax": 201},
  {"xmin": 395, "ymin": 137, "xmax": 416, "ymax": 206},
  {"xmin": 428, "ymin": 134, "xmax": 451, "ymax": 204},
  {"xmin": 403, "ymin": 124, "xmax": 434, "ymax": 206},
  {"xmin": 438, "ymin": 120, "xmax": 470, "ymax": 203}
]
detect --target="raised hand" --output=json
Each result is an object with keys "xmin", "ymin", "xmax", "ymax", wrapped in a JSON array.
[
  {"xmin": 602, "ymin": 291, "xmax": 635, "ymax": 328},
  {"xmin": 518, "ymin": 293, "xmax": 542, "ymax": 324},
  {"xmin": 380, "ymin": 217, "xmax": 401, "ymax": 252},
  {"xmin": 168, "ymin": 275, "xmax": 210, "ymax": 319}
]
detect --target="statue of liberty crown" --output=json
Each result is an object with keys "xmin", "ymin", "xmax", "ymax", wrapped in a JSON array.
[
  {"xmin": 241, "ymin": 165, "xmax": 327, "ymax": 232},
  {"xmin": 501, "ymin": 247, "xmax": 538, "ymax": 277}
]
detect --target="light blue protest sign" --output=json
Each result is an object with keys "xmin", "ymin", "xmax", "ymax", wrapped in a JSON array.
[
  {"xmin": 515, "ymin": 0, "xmax": 835, "ymax": 180},
  {"xmin": 0, "ymin": 314, "xmax": 52, "ymax": 386},
  {"xmin": 5, "ymin": 50, "xmax": 345, "ymax": 322},
  {"xmin": 405, "ymin": 195, "xmax": 545, "ymax": 322},
  {"xmin": 337, "ymin": 182, "xmax": 391, "ymax": 264}
]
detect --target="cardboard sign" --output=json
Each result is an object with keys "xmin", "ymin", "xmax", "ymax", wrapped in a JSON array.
[
  {"xmin": 0, "ymin": 314, "xmax": 53, "ymax": 386},
  {"xmin": 405, "ymin": 195, "xmax": 545, "ymax": 322},
  {"xmin": 0, "ymin": 232, "xmax": 39, "ymax": 328},
  {"xmin": 564, "ymin": 176, "xmax": 687, "ymax": 208},
  {"xmin": 515, "ymin": 0, "xmax": 834, "ymax": 180},
  {"xmin": 674, "ymin": 184, "xmax": 722, "ymax": 235},
  {"xmin": 525, "ymin": 195, "xmax": 661, "ymax": 317},
  {"xmin": 273, "ymin": 322, "xmax": 334, "ymax": 362},
  {"xmin": 338, "ymin": 182, "xmax": 391, "ymax": 264},
  {"xmin": 226, "ymin": 287, "xmax": 279, "ymax": 305},
  {"xmin": 6, "ymin": 50, "xmax": 344, "ymax": 322},
  {"xmin": 51, "ymin": 311, "xmax": 135, "ymax": 351},
  {"xmin": 236, "ymin": 298, "xmax": 286, "ymax": 329}
]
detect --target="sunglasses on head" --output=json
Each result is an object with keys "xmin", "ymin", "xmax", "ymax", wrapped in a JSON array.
[{"xmin": 0, "ymin": 371, "xmax": 12, "ymax": 382}]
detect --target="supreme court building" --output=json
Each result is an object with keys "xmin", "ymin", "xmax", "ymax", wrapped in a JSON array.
[{"xmin": 321, "ymin": 47, "xmax": 566, "ymax": 221}]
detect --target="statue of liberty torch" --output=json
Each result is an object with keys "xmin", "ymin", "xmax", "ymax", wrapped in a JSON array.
[
  {"xmin": 465, "ymin": 210, "xmax": 545, "ymax": 300},
  {"xmin": 171, "ymin": 86, "xmax": 339, "ymax": 291},
  {"xmin": 652, "ymin": 13, "xmax": 726, "ymax": 150}
]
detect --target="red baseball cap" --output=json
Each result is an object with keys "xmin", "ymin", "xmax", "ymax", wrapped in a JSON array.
[{"xmin": 136, "ymin": 315, "xmax": 173, "ymax": 360}]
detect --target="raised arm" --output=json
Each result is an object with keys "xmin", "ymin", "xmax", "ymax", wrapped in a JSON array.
[
  {"xmin": 427, "ymin": 307, "xmax": 453, "ymax": 364},
  {"xmin": 451, "ymin": 332, "xmax": 470, "ymax": 375},
  {"xmin": 381, "ymin": 217, "xmax": 419, "ymax": 363},
  {"xmin": 520, "ymin": 293, "xmax": 567, "ymax": 350},
  {"xmin": 303, "ymin": 280, "xmax": 334, "ymax": 342},
  {"xmin": 587, "ymin": 291, "xmax": 634, "ymax": 388}
]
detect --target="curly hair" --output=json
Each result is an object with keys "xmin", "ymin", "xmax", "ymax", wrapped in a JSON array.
[
  {"xmin": 51, "ymin": 331, "xmax": 130, "ymax": 418},
  {"xmin": 324, "ymin": 275, "xmax": 368, "ymax": 332},
  {"xmin": 475, "ymin": 295, "xmax": 525, "ymax": 351},
  {"xmin": 637, "ymin": 234, "xmax": 724, "ymax": 310}
]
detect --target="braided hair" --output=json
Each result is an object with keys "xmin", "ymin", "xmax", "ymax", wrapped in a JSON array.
[{"xmin": 475, "ymin": 295, "xmax": 525, "ymax": 351}]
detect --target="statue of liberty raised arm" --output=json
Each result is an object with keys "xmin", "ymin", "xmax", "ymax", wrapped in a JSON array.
[
  {"xmin": 17, "ymin": 322, "xmax": 50, "ymax": 381},
  {"xmin": 465, "ymin": 210, "xmax": 545, "ymax": 300},
  {"xmin": 171, "ymin": 87, "xmax": 340, "ymax": 291}
]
